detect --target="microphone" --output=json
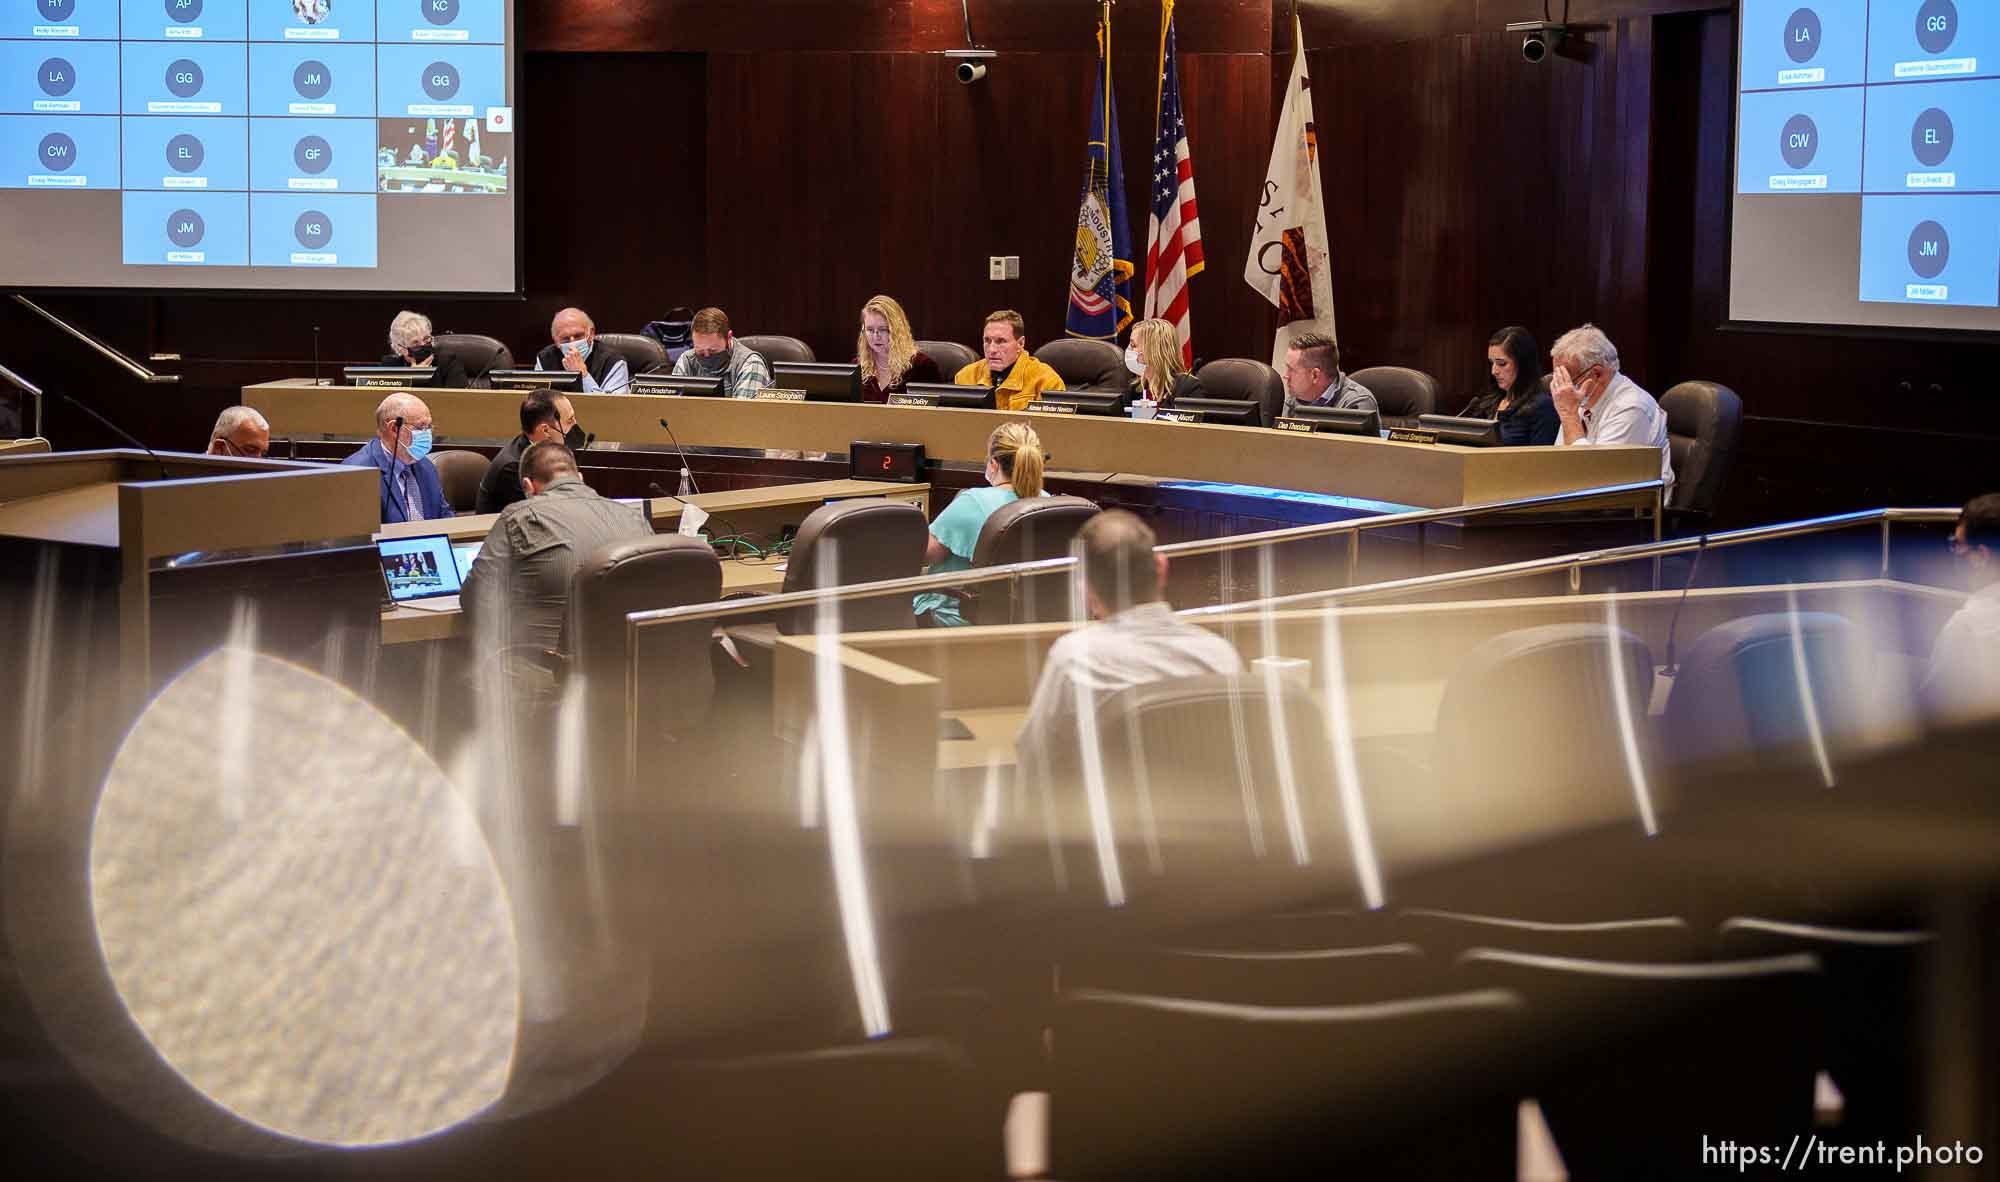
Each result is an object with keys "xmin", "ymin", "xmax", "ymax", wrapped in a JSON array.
[
  {"xmin": 312, "ymin": 324, "xmax": 322, "ymax": 387},
  {"xmin": 283, "ymin": 435, "xmax": 296, "ymax": 461},
  {"xmin": 1660, "ymin": 529, "xmax": 1710, "ymax": 678},
  {"xmin": 61, "ymin": 392, "xmax": 168, "ymax": 480},
  {"xmin": 657, "ymin": 416, "xmax": 701, "ymax": 497}
]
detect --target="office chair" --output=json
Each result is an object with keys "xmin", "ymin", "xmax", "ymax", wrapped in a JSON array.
[
  {"xmin": 433, "ymin": 333, "xmax": 513, "ymax": 388},
  {"xmin": 1194, "ymin": 358, "xmax": 1285, "ymax": 426},
  {"xmin": 916, "ymin": 339, "xmax": 978, "ymax": 376},
  {"xmin": 597, "ymin": 332, "xmax": 669, "ymax": 376},
  {"xmin": 738, "ymin": 334, "xmax": 816, "ymax": 365},
  {"xmin": 1035, "ymin": 338, "xmax": 1125, "ymax": 391},
  {"xmin": 428, "ymin": 449, "xmax": 488, "ymax": 514},
  {"xmin": 958, "ymin": 495, "xmax": 1098, "ymax": 625},
  {"xmin": 1349, "ymin": 366, "xmax": 1440, "ymax": 428},
  {"xmin": 1660, "ymin": 380, "xmax": 1743, "ymax": 535}
]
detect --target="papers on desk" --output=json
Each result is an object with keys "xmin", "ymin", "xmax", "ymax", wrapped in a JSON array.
[{"xmin": 679, "ymin": 502, "xmax": 710, "ymax": 537}]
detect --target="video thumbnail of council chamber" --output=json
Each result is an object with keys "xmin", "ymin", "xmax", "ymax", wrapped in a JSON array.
[{"xmin": 0, "ymin": 0, "xmax": 518, "ymax": 293}]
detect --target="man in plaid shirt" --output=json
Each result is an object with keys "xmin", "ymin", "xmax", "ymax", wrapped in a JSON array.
[{"xmin": 671, "ymin": 306, "xmax": 773, "ymax": 399}]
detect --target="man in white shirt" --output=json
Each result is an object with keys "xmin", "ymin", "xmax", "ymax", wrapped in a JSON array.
[
  {"xmin": 1548, "ymin": 323, "xmax": 1674, "ymax": 501},
  {"xmin": 1923, "ymin": 494, "xmax": 2000, "ymax": 721},
  {"xmin": 1016, "ymin": 510, "xmax": 1242, "ymax": 765}
]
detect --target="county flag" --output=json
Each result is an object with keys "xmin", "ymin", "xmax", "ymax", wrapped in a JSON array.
[
  {"xmin": 1245, "ymin": 13, "xmax": 1336, "ymax": 368},
  {"xmin": 1065, "ymin": 6, "xmax": 1135, "ymax": 342},
  {"xmin": 1142, "ymin": 0, "xmax": 1203, "ymax": 365}
]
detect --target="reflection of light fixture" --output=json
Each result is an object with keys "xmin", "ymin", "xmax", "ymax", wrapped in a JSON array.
[{"xmin": 76, "ymin": 649, "xmax": 519, "ymax": 1148}]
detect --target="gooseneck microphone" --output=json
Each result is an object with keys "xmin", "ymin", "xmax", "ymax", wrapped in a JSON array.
[
  {"xmin": 61, "ymin": 392, "xmax": 169, "ymax": 480},
  {"xmin": 312, "ymin": 324, "xmax": 322, "ymax": 387},
  {"xmin": 1660, "ymin": 529, "xmax": 1710, "ymax": 677},
  {"xmin": 657, "ymin": 416, "xmax": 701, "ymax": 497}
]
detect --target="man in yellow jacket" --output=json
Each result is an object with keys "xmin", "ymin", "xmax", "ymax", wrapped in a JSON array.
[{"xmin": 953, "ymin": 309, "xmax": 1067, "ymax": 411}]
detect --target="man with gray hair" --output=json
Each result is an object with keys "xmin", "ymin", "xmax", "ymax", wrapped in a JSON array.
[
  {"xmin": 1548, "ymin": 323, "xmax": 1673, "ymax": 500},
  {"xmin": 534, "ymin": 307, "xmax": 630, "ymax": 393},
  {"xmin": 382, "ymin": 310, "xmax": 470, "ymax": 389},
  {"xmin": 205, "ymin": 406, "xmax": 270, "ymax": 459},
  {"xmin": 340, "ymin": 392, "xmax": 449, "ymax": 524}
]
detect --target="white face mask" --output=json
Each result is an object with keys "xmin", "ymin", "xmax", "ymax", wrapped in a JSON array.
[{"xmin": 1124, "ymin": 346, "xmax": 1145, "ymax": 377}]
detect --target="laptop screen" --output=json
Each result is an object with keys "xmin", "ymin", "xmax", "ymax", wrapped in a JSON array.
[
  {"xmin": 378, "ymin": 535, "xmax": 463, "ymax": 603},
  {"xmin": 450, "ymin": 541, "xmax": 483, "ymax": 581}
]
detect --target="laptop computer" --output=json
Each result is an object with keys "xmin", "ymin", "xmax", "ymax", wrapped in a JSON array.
[
  {"xmin": 378, "ymin": 534, "xmax": 464, "ymax": 613},
  {"xmin": 450, "ymin": 540, "xmax": 483, "ymax": 581}
]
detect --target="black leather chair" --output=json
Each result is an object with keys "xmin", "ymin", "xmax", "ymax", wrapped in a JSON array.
[
  {"xmin": 1194, "ymin": 358, "xmax": 1285, "ymax": 426},
  {"xmin": 917, "ymin": 339, "xmax": 978, "ymax": 376},
  {"xmin": 1017, "ymin": 672, "xmax": 1357, "ymax": 920},
  {"xmin": 1349, "ymin": 366, "xmax": 1439, "ymax": 427},
  {"xmin": 960, "ymin": 495, "xmax": 1099, "ymax": 625},
  {"xmin": 433, "ymin": 332, "xmax": 512, "ymax": 388},
  {"xmin": 776, "ymin": 499, "xmax": 929, "ymax": 635},
  {"xmin": 1660, "ymin": 380, "xmax": 1743, "ymax": 534},
  {"xmin": 570, "ymin": 535, "xmax": 723, "ymax": 753},
  {"xmin": 1459, "ymin": 949, "xmax": 1822, "ymax": 1182},
  {"xmin": 597, "ymin": 331, "xmax": 669, "ymax": 376},
  {"xmin": 1050, "ymin": 987, "xmax": 1524, "ymax": 1180},
  {"xmin": 1718, "ymin": 917, "xmax": 1936, "ymax": 1151},
  {"xmin": 1035, "ymin": 338, "xmax": 1124, "ymax": 391},
  {"xmin": 739, "ymin": 334, "xmax": 816, "ymax": 365},
  {"xmin": 1432, "ymin": 623, "xmax": 1659, "ymax": 840},
  {"xmin": 1660, "ymin": 611, "xmax": 1873, "ymax": 780},
  {"xmin": 429, "ymin": 448, "xmax": 488, "ymax": 514}
]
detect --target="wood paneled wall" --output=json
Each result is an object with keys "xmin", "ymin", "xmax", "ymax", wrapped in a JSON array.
[{"xmin": 4, "ymin": 0, "xmax": 1993, "ymax": 528}]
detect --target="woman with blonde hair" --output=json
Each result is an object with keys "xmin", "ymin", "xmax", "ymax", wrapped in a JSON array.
[
  {"xmin": 914, "ymin": 421, "xmax": 1047, "ymax": 626},
  {"xmin": 1125, "ymin": 317, "xmax": 1204, "ymax": 407},
  {"xmin": 856, "ymin": 294, "xmax": 943, "ymax": 402}
]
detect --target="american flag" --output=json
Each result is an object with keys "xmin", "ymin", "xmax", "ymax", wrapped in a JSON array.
[{"xmin": 1142, "ymin": 0, "xmax": 1203, "ymax": 365}]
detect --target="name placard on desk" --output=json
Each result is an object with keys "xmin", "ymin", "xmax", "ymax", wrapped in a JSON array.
[
  {"xmin": 1025, "ymin": 400, "xmax": 1076, "ymax": 415},
  {"xmin": 1273, "ymin": 418, "xmax": 1316, "ymax": 434},
  {"xmin": 754, "ymin": 388, "xmax": 808, "ymax": 402},
  {"xmin": 888, "ymin": 392, "xmax": 938, "ymax": 408},
  {"xmin": 1386, "ymin": 427, "xmax": 1439, "ymax": 445},
  {"xmin": 1154, "ymin": 409, "xmax": 1204, "ymax": 424}
]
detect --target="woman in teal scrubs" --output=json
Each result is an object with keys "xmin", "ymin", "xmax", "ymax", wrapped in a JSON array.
[{"xmin": 914, "ymin": 421, "xmax": 1046, "ymax": 626}]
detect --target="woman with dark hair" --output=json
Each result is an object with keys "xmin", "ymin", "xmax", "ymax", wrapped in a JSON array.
[{"xmin": 1460, "ymin": 326, "xmax": 1557, "ymax": 445}]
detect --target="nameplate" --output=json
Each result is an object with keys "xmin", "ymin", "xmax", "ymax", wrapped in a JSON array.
[
  {"xmin": 1154, "ymin": 409, "xmax": 1204, "ymax": 424},
  {"xmin": 754, "ymin": 388, "xmax": 807, "ymax": 402},
  {"xmin": 353, "ymin": 375, "xmax": 414, "ymax": 388},
  {"xmin": 1025, "ymin": 401, "xmax": 1075, "ymax": 414},
  {"xmin": 1273, "ymin": 418, "xmax": 1316, "ymax": 434},
  {"xmin": 888, "ymin": 392, "xmax": 937, "ymax": 408},
  {"xmin": 1386, "ymin": 427, "xmax": 1439, "ymax": 445}
]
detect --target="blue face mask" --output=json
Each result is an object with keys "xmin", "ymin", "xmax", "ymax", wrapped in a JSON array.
[
  {"xmin": 405, "ymin": 426, "xmax": 433, "ymax": 461},
  {"xmin": 560, "ymin": 338, "xmax": 592, "ymax": 362}
]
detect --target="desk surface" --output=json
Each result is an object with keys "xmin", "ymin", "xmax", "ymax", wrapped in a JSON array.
[
  {"xmin": 938, "ymin": 680, "xmax": 1451, "ymax": 772},
  {"xmin": 248, "ymin": 380, "xmax": 1660, "ymax": 512},
  {"xmin": 376, "ymin": 478, "xmax": 928, "ymax": 543},
  {"xmin": 381, "ymin": 553, "xmax": 790, "ymax": 645}
]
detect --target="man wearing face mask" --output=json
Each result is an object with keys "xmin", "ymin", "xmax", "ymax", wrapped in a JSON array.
[
  {"xmin": 205, "ymin": 405, "xmax": 271, "ymax": 459},
  {"xmin": 382, "ymin": 310, "xmax": 470, "ymax": 389},
  {"xmin": 534, "ymin": 307, "xmax": 631, "ymax": 393},
  {"xmin": 1548, "ymin": 322, "xmax": 1673, "ymax": 500},
  {"xmin": 668, "ymin": 306, "xmax": 771, "ymax": 399},
  {"xmin": 1923, "ymin": 493, "xmax": 2000, "ymax": 721},
  {"xmin": 340, "ymin": 392, "xmax": 450, "ymax": 524},
  {"xmin": 476, "ymin": 389, "xmax": 587, "ymax": 514}
]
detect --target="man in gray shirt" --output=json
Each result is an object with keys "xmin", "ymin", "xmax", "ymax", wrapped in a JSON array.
[
  {"xmin": 1016, "ymin": 510, "xmax": 1242, "ymax": 767},
  {"xmin": 462, "ymin": 441, "xmax": 653, "ymax": 658},
  {"xmin": 1279, "ymin": 332, "xmax": 1377, "ymax": 419}
]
